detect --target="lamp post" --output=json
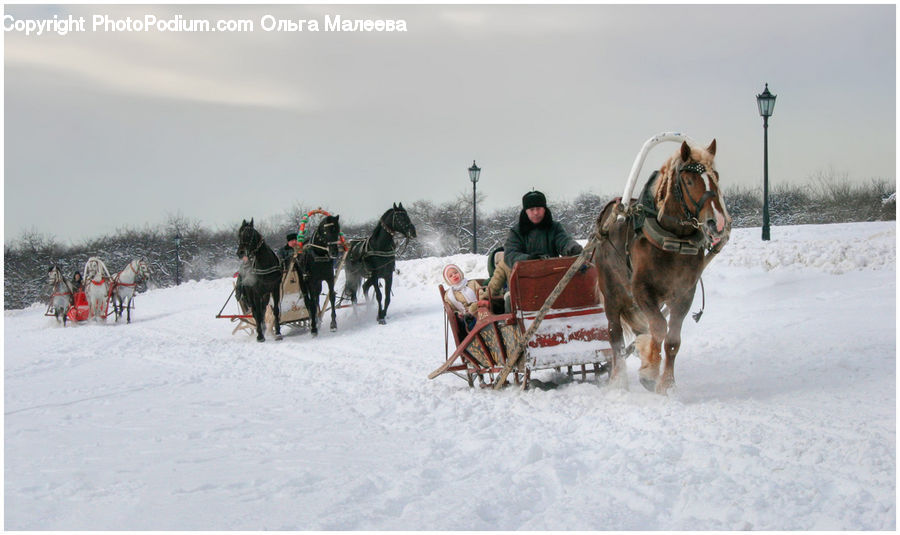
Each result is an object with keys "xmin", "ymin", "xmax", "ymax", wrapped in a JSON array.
[
  {"xmin": 468, "ymin": 160, "xmax": 481, "ymax": 253},
  {"xmin": 174, "ymin": 232, "xmax": 182, "ymax": 285},
  {"xmin": 756, "ymin": 83, "xmax": 777, "ymax": 241}
]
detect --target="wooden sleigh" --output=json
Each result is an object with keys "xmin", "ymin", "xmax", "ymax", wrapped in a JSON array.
[
  {"xmin": 429, "ymin": 256, "xmax": 615, "ymax": 389},
  {"xmin": 217, "ymin": 266, "xmax": 311, "ymax": 335},
  {"xmin": 217, "ymin": 250, "xmax": 352, "ymax": 336}
]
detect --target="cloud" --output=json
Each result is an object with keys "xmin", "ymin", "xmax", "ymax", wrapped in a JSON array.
[
  {"xmin": 6, "ymin": 40, "xmax": 306, "ymax": 109},
  {"xmin": 5, "ymin": 5, "xmax": 311, "ymax": 109}
]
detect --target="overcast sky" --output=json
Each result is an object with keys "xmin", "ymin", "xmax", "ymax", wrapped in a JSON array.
[{"xmin": 5, "ymin": 4, "xmax": 896, "ymax": 244}]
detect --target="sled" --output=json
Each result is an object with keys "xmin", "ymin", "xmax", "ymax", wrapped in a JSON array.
[
  {"xmin": 216, "ymin": 266, "xmax": 312, "ymax": 335},
  {"xmin": 66, "ymin": 290, "xmax": 90, "ymax": 322},
  {"xmin": 429, "ymin": 256, "xmax": 615, "ymax": 389}
]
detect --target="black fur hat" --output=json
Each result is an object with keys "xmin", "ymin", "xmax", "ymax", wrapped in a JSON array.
[
  {"xmin": 522, "ymin": 190, "xmax": 547, "ymax": 210},
  {"xmin": 286, "ymin": 232, "xmax": 297, "ymax": 242}
]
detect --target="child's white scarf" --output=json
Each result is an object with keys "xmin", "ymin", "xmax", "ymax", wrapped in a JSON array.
[{"xmin": 446, "ymin": 280, "xmax": 477, "ymax": 315}]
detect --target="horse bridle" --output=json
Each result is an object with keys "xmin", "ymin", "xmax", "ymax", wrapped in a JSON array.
[
  {"xmin": 238, "ymin": 227, "xmax": 264, "ymax": 258},
  {"xmin": 50, "ymin": 267, "xmax": 73, "ymax": 297},
  {"xmin": 116, "ymin": 260, "xmax": 149, "ymax": 287},
  {"xmin": 306, "ymin": 220, "xmax": 343, "ymax": 260},
  {"xmin": 238, "ymin": 228, "xmax": 281, "ymax": 276},
  {"xmin": 380, "ymin": 209, "xmax": 412, "ymax": 239},
  {"xmin": 671, "ymin": 162, "xmax": 719, "ymax": 229}
]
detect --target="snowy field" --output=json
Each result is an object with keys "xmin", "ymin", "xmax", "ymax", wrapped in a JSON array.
[{"xmin": 4, "ymin": 221, "xmax": 896, "ymax": 530}]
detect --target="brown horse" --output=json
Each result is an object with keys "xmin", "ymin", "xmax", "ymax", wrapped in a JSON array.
[{"xmin": 594, "ymin": 139, "xmax": 731, "ymax": 394}]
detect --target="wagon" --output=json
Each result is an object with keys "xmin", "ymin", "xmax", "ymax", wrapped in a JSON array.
[{"xmin": 429, "ymin": 255, "xmax": 615, "ymax": 389}]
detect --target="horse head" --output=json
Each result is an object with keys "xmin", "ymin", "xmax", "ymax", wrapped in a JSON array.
[
  {"xmin": 237, "ymin": 218, "xmax": 262, "ymax": 260},
  {"xmin": 656, "ymin": 140, "xmax": 731, "ymax": 249},
  {"xmin": 386, "ymin": 203, "xmax": 417, "ymax": 239},
  {"xmin": 84, "ymin": 257, "xmax": 101, "ymax": 281},
  {"xmin": 316, "ymin": 214, "xmax": 343, "ymax": 258},
  {"xmin": 136, "ymin": 258, "xmax": 152, "ymax": 282},
  {"xmin": 47, "ymin": 264, "xmax": 63, "ymax": 285}
]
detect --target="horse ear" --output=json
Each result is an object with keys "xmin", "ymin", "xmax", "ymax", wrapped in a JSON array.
[
  {"xmin": 335, "ymin": 215, "xmax": 340, "ymax": 222},
  {"xmin": 399, "ymin": 202, "xmax": 404, "ymax": 209},
  {"xmin": 250, "ymin": 218, "xmax": 254, "ymax": 226},
  {"xmin": 393, "ymin": 203, "xmax": 397, "ymax": 209},
  {"xmin": 680, "ymin": 141, "xmax": 692, "ymax": 163},
  {"xmin": 707, "ymin": 139, "xmax": 717, "ymax": 156}
]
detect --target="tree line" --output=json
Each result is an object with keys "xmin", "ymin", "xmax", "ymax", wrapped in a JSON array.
[{"xmin": 6, "ymin": 178, "xmax": 894, "ymax": 310}]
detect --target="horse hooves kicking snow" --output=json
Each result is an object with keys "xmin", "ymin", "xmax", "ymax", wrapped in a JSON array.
[{"xmin": 640, "ymin": 378, "xmax": 657, "ymax": 392}]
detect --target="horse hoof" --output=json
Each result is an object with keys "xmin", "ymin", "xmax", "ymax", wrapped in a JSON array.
[
  {"xmin": 256, "ymin": 337, "xmax": 265, "ymax": 343},
  {"xmin": 378, "ymin": 318, "xmax": 386, "ymax": 325},
  {"xmin": 330, "ymin": 326, "xmax": 337, "ymax": 332},
  {"xmin": 311, "ymin": 331, "xmax": 318, "ymax": 338},
  {"xmin": 275, "ymin": 334, "xmax": 283, "ymax": 341},
  {"xmin": 639, "ymin": 377, "xmax": 657, "ymax": 392}
]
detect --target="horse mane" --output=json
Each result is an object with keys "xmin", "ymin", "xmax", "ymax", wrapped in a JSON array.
[
  {"xmin": 84, "ymin": 256, "xmax": 111, "ymax": 280},
  {"xmin": 654, "ymin": 142, "xmax": 717, "ymax": 207}
]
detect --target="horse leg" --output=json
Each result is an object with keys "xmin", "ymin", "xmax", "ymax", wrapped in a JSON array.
[
  {"xmin": 372, "ymin": 278, "xmax": 385, "ymax": 324},
  {"xmin": 362, "ymin": 277, "xmax": 374, "ymax": 303},
  {"xmin": 272, "ymin": 284, "xmax": 283, "ymax": 341},
  {"xmin": 380, "ymin": 273, "xmax": 393, "ymax": 324},
  {"xmin": 343, "ymin": 269, "xmax": 360, "ymax": 306},
  {"xmin": 633, "ymin": 288, "xmax": 667, "ymax": 393},
  {"xmin": 327, "ymin": 276, "xmax": 337, "ymax": 331},
  {"xmin": 304, "ymin": 281, "xmax": 319, "ymax": 337},
  {"xmin": 657, "ymin": 293, "xmax": 693, "ymax": 394},
  {"xmin": 251, "ymin": 294, "xmax": 266, "ymax": 342},
  {"xmin": 604, "ymin": 308, "xmax": 630, "ymax": 389},
  {"xmin": 127, "ymin": 296, "xmax": 133, "ymax": 323}
]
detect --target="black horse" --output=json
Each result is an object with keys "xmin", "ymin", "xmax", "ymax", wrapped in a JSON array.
[
  {"xmin": 236, "ymin": 219, "xmax": 283, "ymax": 342},
  {"xmin": 342, "ymin": 203, "xmax": 417, "ymax": 325},
  {"xmin": 294, "ymin": 214, "xmax": 343, "ymax": 337}
]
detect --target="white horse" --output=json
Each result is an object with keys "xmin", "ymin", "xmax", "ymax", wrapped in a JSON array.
[
  {"xmin": 82, "ymin": 257, "xmax": 112, "ymax": 321},
  {"xmin": 111, "ymin": 258, "xmax": 151, "ymax": 323},
  {"xmin": 47, "ymin": 264, "xmax": 74, "ymax": 326}
]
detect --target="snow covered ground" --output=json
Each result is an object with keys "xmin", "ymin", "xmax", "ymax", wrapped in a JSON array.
[{"xmin": 5, "ymin": 221, "xmax": 896, "ymax": 530}]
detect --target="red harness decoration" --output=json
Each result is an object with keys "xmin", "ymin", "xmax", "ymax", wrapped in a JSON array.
[{"xmin": 297, "ymin": 209, "xmax": 349, "ymax": 252}]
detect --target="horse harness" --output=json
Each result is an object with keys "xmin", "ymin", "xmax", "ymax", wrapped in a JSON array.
[
  {"xmin": 50, "ymin": 270, "xmax": 73, "ymax": 299},
  {"xmin": 597, "ymin": 164, "xmax": 722, "ymax": 322},
  {"xmin": 113, "ymin": 261, "xmax": 147, "ymax": 291},
  {"xmin": 240, "ymin": 232, "xmax": 282, "ymax": 277},
  {"xmin": 348, "ymin": 210, "xmax": 410, "ymax": 271},
  {"xmin": 599, "ymin": 164, "xmax": 719, "ymax": 258},
  {"xmin": 303, "ymin": 221, "xmax": 346, "ymax": 263}
]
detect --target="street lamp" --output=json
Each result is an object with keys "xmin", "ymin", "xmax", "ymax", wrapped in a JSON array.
[
  {"xmin": 756, "ymin": 83, "xmax": 777, "ymax": 241},
  {"xmin": 174, "ymin": 232, "xmax": 182, "ymax": 285},
  {"xmin": 468, "ymin": 160, "xmax": 481, "ymax": 254}
]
